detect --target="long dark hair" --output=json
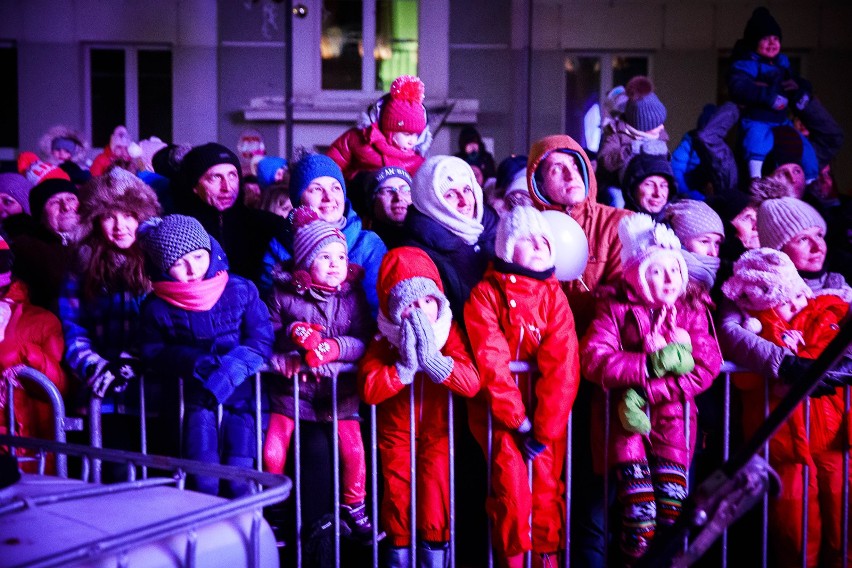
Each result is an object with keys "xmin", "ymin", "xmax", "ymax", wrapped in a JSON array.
[{"xmin": 79, "ymin": 213, "xmax": 150, "ymax": 301}]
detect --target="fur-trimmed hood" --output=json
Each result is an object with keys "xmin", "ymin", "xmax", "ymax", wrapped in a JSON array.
[
  {"xmin": 38, "ymin": 125, "xmax": 89, "ymax": 166},
  {"xmin": 78, "ymin": 167, "xmax": 161, "ymax": 235}
]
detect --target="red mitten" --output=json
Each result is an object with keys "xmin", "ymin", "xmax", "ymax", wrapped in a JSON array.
[
  {"xmin": 290, "ymin": 322, "xmax": 324, "ymax": 350},
  {"xmin": 305, "ymin": 339, "xmax": 341, "ymax": 368}
]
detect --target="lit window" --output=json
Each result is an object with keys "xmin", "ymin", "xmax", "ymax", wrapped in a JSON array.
[{"xmin": 321, "ymin": 0, "xmax": 418, "ymax": 92}]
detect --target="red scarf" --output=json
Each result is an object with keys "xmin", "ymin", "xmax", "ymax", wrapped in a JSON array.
[{"xmin": 152, "ymin": 271, "xmax": 229, "ymax": 312}]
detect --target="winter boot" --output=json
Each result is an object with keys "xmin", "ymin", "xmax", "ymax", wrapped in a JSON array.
[
  {"xmin": 418, "ymin": 540, "xmax": 449, "ymax": 568},
  {"xmin": 340, "ymin": 501, "xmax": 386, "ymax": 544}
]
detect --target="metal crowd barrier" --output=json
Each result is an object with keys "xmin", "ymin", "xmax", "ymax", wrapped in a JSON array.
[
  {"xmin": 37, "ymin": 357, "xmax": 852, "ymax": 567},
  {"xmin": 0, "ymin": 434, "xmax": 291, "ymax": 568}
]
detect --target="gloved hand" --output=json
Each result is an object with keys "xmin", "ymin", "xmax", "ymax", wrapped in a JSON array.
[
  {"xmin": 395, "ymin": 318, "xmax": 418, "ymax": 385},
  {"xmin": 103, "ymin": 353, "xmax": 142, "ymax": 394},
  {"xmin": 618, "ymin": 388, "xmax": 651, "ymax": 435},
  {"xmin": 648, "ymin": 342, "xmax": 695, "ymax": 378},
  {"xmin": 305, "ymin": 338, "xmax": 341, "ymax": 368},
  {"xmin": 290, "ymin": 322, "xmax": 325, "ymax": 350},
  {"xmin": 409, "ymin": 309, "xmax": 453, "ymax": 384},
  {"xmin": 517, "ymin": 432, "xmax": 546, "ymax": 462},
  {"xmin": 89, "ymin": 363, "xmax": 116, "ymax": 398},
  {"xmin": 779, "ymin": 355, "xmax": 839, "ymax": 398},
  {"xmin": 772, "ymin": 95, "xmax": 788, "ymax": 111}
]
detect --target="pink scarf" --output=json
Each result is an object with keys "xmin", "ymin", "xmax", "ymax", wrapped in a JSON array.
[{"xmin": 152, "ymin": 271, "xmax": 229, "ymax": 312}]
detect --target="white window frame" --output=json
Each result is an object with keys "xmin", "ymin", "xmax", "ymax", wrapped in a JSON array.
[
  {"xmin": 83, "ymin": 43, "xmax": 172, "ymax": 145},
  {"xmin": 293, "ymin": 0, "xmax": 410, "ymax": 101}
]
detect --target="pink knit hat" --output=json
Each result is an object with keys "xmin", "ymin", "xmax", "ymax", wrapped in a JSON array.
[
  {"xmin": 379, "ymin": 75, "xmax": 427, "ymax": 134},
  {"xmin": 618, "ymin": 213, "xmax": 687, "ymax": 304},
  {"xmin": 291, "ymin": 206, "xmax": 347, "ymax": 270},
  {"xmin": 721, "ymin": 248, "xmax": 811, "ymax": 312}
]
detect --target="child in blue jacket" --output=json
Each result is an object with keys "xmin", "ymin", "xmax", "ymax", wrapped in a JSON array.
[
  {"xmin": 728, "ymin": 7, "xmax": 818, "ymax": 182},
  {"xmin": 138, "ymin": 214, "xmax": 273, "ymax": 496}
]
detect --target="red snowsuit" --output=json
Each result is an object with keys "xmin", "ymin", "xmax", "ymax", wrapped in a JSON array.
[
  {"xmin": 0, "ymin": 281, "xmax": 69, "ymax": 472},
  {"xmin": 733, "ymin": 294, "xmax": 850, "ymax": 567},
  {"xmin": 326, "ymin": 123, "xmax": 425, "ymax": 182},
  {"xmin": 464, "ymin": 265, "xmax": 580, "ymax": 557},
  {"xmin": 358, "ymin": 324, "xmax": 479, "ymax": 547}
]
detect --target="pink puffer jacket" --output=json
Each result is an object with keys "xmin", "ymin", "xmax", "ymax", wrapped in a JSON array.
[{"xmin": 580, "ymin": 285, "xmax": 722, "ymax": 473}]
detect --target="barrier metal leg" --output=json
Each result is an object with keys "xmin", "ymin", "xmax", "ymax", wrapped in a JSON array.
[
  {"xmin": 255, "ymin": 372, "xmax": 262, "ymax": 473},
  {"xmin": 843, "ymin": 387, "xmax": 850, "ymax": 566},
  {"xmin": 332, "ymin": 375, "xmax": 341, "ymax": 568},
  {"xmin": 371, "ymin": 403, "xmax": 380, "ymax": 568},
  {"xmin": 139, "ymin": 374, "xmax": 148, "ymax": 479},
  {"xmin": 89, "ymin": 396, "xmax": 103, "ymax": 483},
  {"xmin": 603, "ymin": 388, "xmax": 610, "ymax": 568},
  {"xmin": 294, "ymin": 374, "xmax": 302, "ymax": 568},
  {"xmin": 762, "ymin": 376, "xmax": 770, "ymax": 568},
  {"xmin": 801, "ymin": 400, "xmax": 810, "ymax": 568},
  {"xmin": 564, "ymin": 412, "xmax": 572, "ymax": 568},
  {"xmin": 448, "ymin": 391, "xmax": 455, "ymax": 568},
  {"xmin": 487, "ymin": 409, "xmax": 494, "ymax": 568},
  {"xmin": 179, "ymin": 378, "xmax": 185, "ymax": 459},
  {"xmin": 722, "ymin": 373, "xmax": 731, "ymax": 568},
  {"xmin": 410, "ymin": 383, "xmax": 417, "ymax": 566}
]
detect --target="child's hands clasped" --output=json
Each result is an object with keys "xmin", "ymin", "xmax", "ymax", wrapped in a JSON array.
[
  {"xmin": 648, "ymin": 342, "xmax": 695, "ymax": 378},
  {"xmin": 395, "ymin": 318, "xmax": 419, "ymax": 385},
  {"xmin": 408, "ymin": 309, "xmax": 453, "ymax": 384}
]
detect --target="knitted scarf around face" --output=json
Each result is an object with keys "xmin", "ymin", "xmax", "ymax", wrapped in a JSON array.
[
  {"xmin": 493, "ymin": 258, "xmax": 555, "ymax": 281},
  {"xmin": 152, "ymin": 271, "xmax": 229, "ymax": 312},
  {"xmin": 413, "ymin": 167, "xmax": 485, "ymax": 245},
  {"xmin": 681, "ymin": 250, "xmax": 720, "ymax": 291},
  {"xmin": 376, "ymin": 302, "xmax": 452, "ymax": 352}
]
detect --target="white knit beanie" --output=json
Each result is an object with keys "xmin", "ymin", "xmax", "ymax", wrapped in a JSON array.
[
  {"xmin": 619, "ymin": 213, "xmax": 688, "ymax": 304},
  {"xmin": 495, "ymin": 205, "xmax": 555, "ymax": 266}
]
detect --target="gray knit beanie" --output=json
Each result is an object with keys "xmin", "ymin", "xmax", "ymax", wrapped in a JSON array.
[
  {"xmin": 624, "ymin": 76, "xmax": 667, "ymax": 132},
  {"xmin": 137, "ymin": 214, "xmax": 211, "ymax": 273},
  {"xmin": 757, "ymin": 197, "xmax": 826, "ymax": 251},
  {"xmin": 663, "ymin": 200, "xmax": 725, "ymax": 245},
  {"xmin": 388, "ymin": 276, "xmax": 446, "ymax": 325},
  {"xmin": 0, "ymin": 173, "xmax": 33, "ymax": 216}
]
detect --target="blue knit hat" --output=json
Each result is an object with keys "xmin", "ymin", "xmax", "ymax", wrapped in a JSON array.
[
  {"xmin": 256, "ymin": 156, "xmax": 288, "ymax": 190},
  {"xmin": 289, "ymin": 154, "xmax": 346, "ymax": 207}
]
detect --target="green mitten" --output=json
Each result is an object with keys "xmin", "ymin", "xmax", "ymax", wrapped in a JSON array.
[
  {"xmin": 648, "ymin": 342, "xmax": 695, "ymax": 377},
  {"xmin": 618, "ymin": 388, "xmax": 651, "ymax": 435}
]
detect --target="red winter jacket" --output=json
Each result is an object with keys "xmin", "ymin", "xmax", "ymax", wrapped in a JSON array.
[
  {"xmin": 0, "ymin": 281, "xmax": 69, "ymax": 471},
  {"xmin": 734, "ymin": 294, "xmax": 850, "ymax": 464},
  {"xmin": 326, "ymin": 123, "xmax": 425, "ymax": 181},
  {"xmin": 580, "ymin": 285, "xmax": 722, "ymax": 473},
  {"xmin": 358, "ymin": 322, "xmax": 479, "ymax": 546},
  {"xmin": 464, "ymin": 265, "xmax": 580, "ymax": 442}
]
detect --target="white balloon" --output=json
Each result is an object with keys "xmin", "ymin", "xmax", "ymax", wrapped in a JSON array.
[{"xmin": 541, "ymin": 210, "xmax": 589, "ymax": 281}]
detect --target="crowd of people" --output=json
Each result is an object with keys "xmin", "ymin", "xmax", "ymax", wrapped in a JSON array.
[{"xmin": 2, "ymin": 7, "xmax": 852, "ymax": 568}]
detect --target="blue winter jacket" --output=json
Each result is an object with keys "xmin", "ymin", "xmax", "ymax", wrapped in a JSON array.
[
  {"xmin": 259, "ymin": 200, "xmax": 387, "ymax": 316},
  {"xmin": 729, "ymin": 51, "xmax": 794, "ymax": 123},
  {"xmin": 140, "ymin": 238, "xmax": 273, "ymax": 406}
]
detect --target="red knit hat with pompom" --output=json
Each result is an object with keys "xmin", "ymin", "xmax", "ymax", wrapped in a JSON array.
[{"xmin": 379, "ymin": 75, "xmax": 427, "ymax": 135}]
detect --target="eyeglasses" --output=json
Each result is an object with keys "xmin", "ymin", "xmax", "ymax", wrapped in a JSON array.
[{"xmin": 376, "ymin": 184, "xmax": 412, "ymax": 198}]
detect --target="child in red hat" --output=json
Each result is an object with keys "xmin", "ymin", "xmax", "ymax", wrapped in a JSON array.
[
  {"xmin": 358, "ymin": 246, "xmax": 479, "ymax": 566},
  {"xmin": 327, "ymin": 75, "xmax": 429, "ymax": 183}
]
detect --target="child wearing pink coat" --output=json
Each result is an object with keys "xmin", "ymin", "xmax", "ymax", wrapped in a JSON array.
[{"xmin": 581, "ymin": 214, "xmax": 722, "ymax": 563}]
